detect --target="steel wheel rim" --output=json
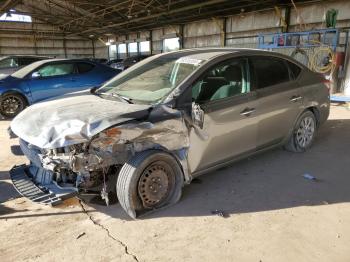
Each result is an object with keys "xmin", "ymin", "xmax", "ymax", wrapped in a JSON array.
[
  {"xmin": 0, "ymin": 95, "xmax": 23, "ymax": 115},
  {"xmin": 296, "ymin": 116, "xmax": 315, "ymax": 148},
  {"xmin": 138, "ymin": 161, "xmax": 175, "ymax": 208}
]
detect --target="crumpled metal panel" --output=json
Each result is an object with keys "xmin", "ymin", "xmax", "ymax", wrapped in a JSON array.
[
  {"xmin": 71, "ymin": 105, "xmax": 190, "ymax": 172},
  {"xmin": 11, "ymin": 92, "xmax": 151, "ymax": 149}
]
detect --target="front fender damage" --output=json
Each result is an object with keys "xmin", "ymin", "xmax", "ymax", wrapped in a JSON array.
[{"xmin": 29, "ymin": 105, "xmax": 192, "ymax": 213}]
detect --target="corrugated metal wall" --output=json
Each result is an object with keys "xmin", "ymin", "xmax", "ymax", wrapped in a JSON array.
[
  {"xmin": 184, "ymin": 20, "xmax": 221, "ymax": 48},
  {"xmin": 1, "ymin": 0, "xmax": 350, "ymax": 60},
  {"xmin": 108, "ymin": 0, "xmax": 349, "ymax": 56},
  {"xmin": 0, "ymin": 18, "xmax": 96, "ymax": 58}
]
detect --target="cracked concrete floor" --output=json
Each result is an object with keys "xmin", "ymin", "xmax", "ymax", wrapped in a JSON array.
[{"xmin": 1, "ymin": 105, "xmax": 350, "ymax": 262}]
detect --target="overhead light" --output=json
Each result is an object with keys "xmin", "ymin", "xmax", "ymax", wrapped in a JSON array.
[
  {"xmin": 105, "ymin": 42, "xmax": 111, "ymax": 46},
  {"xmin": 89, "ymin": 34, "xmax": 95, "ymax": 38}
]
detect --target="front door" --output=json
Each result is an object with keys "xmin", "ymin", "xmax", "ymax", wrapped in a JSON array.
[
  {"xmin": 27, "ymin": 62, "xmax": 78, "ymax": 102},
  {"xmin": 187, "ymin": 57, "xmax": 259, "ymax": 174}
]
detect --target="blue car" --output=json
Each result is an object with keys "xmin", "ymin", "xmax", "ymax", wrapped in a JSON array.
[{"xmin": 0, "ymin": 59, "xmax": 120, "ymax": 118}]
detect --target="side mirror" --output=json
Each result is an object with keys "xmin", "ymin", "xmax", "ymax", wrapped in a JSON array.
[
  {"xmin": 31, "ymin": 72, "xmax": 41, "ymax": 79},
  {"xmin": 192, "ymin": 103, "xmax": 204, "ymax": 129}
]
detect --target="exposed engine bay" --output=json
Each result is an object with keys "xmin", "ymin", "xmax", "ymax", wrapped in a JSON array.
[{"xmin": 13, "ymin": 95, "xmax": 193, "ymax": 207}]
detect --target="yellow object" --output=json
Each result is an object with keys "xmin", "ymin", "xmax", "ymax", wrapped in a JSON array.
[{"xmin": 307, "ymin": 40, "xmax": 335, "ymax": 74}]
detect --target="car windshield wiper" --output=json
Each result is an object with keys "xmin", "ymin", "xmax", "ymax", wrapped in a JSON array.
[
  {"xmin": 117, "ymin": 95, "xmax": 133, "ymax": 104},
  {"xmin": 95, "ymin": 91, "xmax": 133, "ymax": 104}
]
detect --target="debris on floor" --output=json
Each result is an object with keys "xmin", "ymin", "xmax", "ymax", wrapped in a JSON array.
[
  {"xmin": 76, "ymin": 232, "xmax": 86, "ymax": 239},
  {"xmin": 302, "ymin": 173, "xmax": 318, "ymax": 181}
]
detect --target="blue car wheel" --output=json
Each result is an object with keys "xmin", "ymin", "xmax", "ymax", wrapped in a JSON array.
[{"xmin": 0, "ymin": 93, "xmax": 26, "ymax": 118}]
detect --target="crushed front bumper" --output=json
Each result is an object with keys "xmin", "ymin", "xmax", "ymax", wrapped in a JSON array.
[{"xmin": 10, "ymin": 164, "xmax": 78, "ymax": 206}]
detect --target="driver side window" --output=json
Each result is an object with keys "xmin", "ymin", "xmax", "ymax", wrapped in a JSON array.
[
  {"xmin": 38, "ymin": 63, "xmax": 75, "ymax": 78},
  {"xmin": 192, "ymin": 58, "xmax": 249, "ymax": 103}
]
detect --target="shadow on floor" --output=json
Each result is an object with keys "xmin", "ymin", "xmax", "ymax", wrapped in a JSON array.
[
  {"xmin": 0, "ymin": 171, "xmax": 20, "ymax": 203},
  {"xmin": 87, "ymin": 119, "xmax": 350, "ymax": 220},
  {"xmin": 2, "ymin": 119, "xmax": 349, "ymax": 221}
]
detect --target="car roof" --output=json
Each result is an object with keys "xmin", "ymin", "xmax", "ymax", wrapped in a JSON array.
[
  {"xmin": 28, "ymin": 58, "xmax": 99, "ymax": 67},
  {"xmin": 156, "ymin": 48, "xmax": 305, "ymax": 68}
]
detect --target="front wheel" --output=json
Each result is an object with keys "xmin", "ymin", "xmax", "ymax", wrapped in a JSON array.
[
  {"xmin": 117, "ymin": 150, "xmax": 184, "ymax": 219},
  {"xmin": 0, "ymin": 93, "xmax": 26, "ymax": 118},
  {"xmin": 284, "ymin": 110, "xmax": 317, "ymax": 153}
]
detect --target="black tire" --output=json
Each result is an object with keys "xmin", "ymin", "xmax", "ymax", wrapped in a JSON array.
[
  {"xmin": 0, "ymin": 93, "xmax": 27, "ymax": 118},
  {"xmin": 117, "ymin": 150, "xmax": 184, "ymax": 219},
  {"xmin": 284, "ymin": 110, "xmax": 317, "ymax": 153}
]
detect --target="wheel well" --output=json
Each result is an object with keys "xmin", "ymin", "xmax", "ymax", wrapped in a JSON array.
[
  {"xmin": 2, "ymin": 91, "xmax": 29, "ymax": 106},
  {"xmin": 307, "ymin": 107, "xmax": 320, "ymax": 126}
]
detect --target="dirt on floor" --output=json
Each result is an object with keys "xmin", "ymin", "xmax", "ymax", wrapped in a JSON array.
[{"xmin": 0, "ymin": 105, "xmax": 350, "ymax": 262}]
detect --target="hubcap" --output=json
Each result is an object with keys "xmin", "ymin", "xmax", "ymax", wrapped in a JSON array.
[
  {"xmin": 296, "ymin": 116, "xmax": 315, "ymax": 148},
  {"xmin": 0, "ymin": 96, "xmax": 23, "ymax": 115},
  {"xmin": 138, "ymin": 161, "xmax": 174, "ymax": 208}
]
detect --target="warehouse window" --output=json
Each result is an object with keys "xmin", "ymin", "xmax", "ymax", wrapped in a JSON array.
[
  {"xmin": 128, "ymin": 42, "xmax": 138, "ymax": 56},
  {"xmin": 118, "ymin": 44, "xmax": 127, "ymax": 59},
  {"xmin": 163, "ymin": 37, "xmax": 180, "ymax": 52},
  {"xmin": 0, "ymin": 12, "xmax": 32, "ymax": 23},
  {"xmin": 140, "ymin": 41, "xmax": 150, "ymax": 54},
  {"xmin": 109, "ymin": 45, "xmax": 117, "ymax": 59}
]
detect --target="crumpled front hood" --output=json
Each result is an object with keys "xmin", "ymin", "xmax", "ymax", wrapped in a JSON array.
[{"xmin": 11, "ymin": 93, "xmax": 151, "ymax": 149}]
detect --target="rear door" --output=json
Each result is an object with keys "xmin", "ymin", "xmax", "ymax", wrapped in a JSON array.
[
  {"xmin": 27, "ymin": 61, "xmax": 78, "ymax": 102},
  {"xmin": 74, "ymin": 62, "xmax": 99, "ymax": 88},
  {"xmin": 250, "ymin": 56, "xmax": 304, "ymax": 149},
  {"xmin": 188, "ymin": 57, "xmax": 259, "ymax": 174}
]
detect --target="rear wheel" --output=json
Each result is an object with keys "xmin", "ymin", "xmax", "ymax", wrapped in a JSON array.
[
  {"xmin": 117, "ymin": 150, "xmax": 183, "ymax": 219},
  {"xmin": 284, "ymin": 110, "xmax": 317, "ymax": 152},
  {"xmin": 0, "ymin": 93, "xmax": 26, "ymax": 118}
]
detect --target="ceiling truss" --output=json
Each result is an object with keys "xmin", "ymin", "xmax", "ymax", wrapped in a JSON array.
[{"xmin": 0, "ymin": 0, "xmax": 325, "ymax": 38}]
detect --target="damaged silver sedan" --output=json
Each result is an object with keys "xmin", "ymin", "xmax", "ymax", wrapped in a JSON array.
[{"xmin": 10, "ymin": 48, "xmax": 330, "ymax": 218}]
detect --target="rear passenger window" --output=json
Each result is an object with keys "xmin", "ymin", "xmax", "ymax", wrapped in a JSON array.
[
  {"xmin": 287, "ymin": 61, "xmax": 302, "ymax": 79},
  {"xmin": 251, "ymin": 57, "xmax": 290, "ymax": 89},
  {"xmin": 77, "ymin": 62, "xmax": 95, "ymax": 74},
  {"xmin": 18, "ymin": 58, "xmax": 39, "ymax": 66}
]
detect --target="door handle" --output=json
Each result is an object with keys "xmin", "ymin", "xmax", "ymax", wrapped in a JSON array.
[
  {"xmin": 240, "ymin": 108, "xmax": 256, "ymax": 116},
  {"xmin": 290, "ymin": 95, "xmax": 302, "ymax": 102}
]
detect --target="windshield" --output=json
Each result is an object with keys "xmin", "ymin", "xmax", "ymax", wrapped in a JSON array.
[{"xmin": 98, "ymin": 54, "xmax": 204, "ymax": 103}]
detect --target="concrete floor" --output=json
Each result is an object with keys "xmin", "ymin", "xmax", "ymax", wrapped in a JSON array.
[{"xmin": 1, "ymin": 105, "xmax": 350, "ymax": 262}]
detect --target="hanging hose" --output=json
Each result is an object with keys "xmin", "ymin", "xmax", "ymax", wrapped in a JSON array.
[{"xmin": 308, "ymin": 44, "xmax": 336, "ymax": 74}]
